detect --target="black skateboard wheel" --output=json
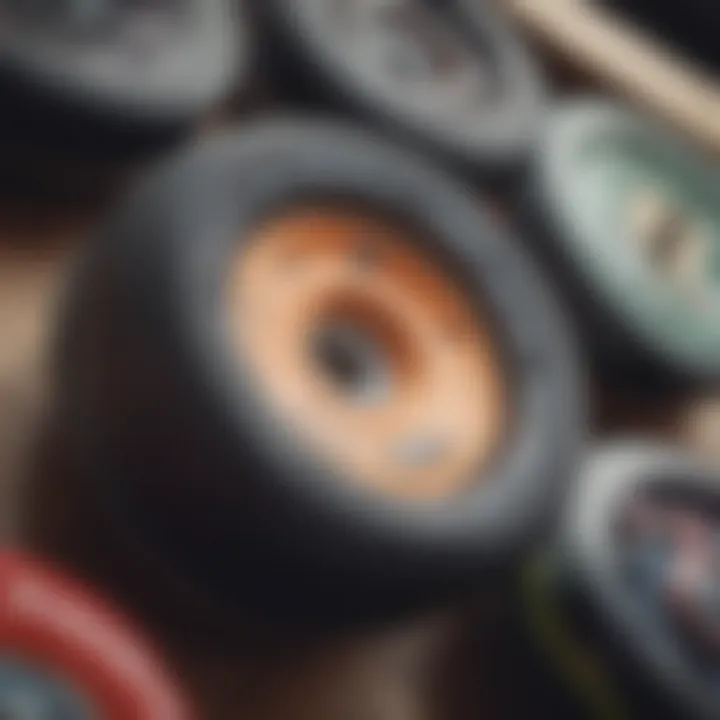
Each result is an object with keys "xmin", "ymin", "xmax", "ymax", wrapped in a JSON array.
[
  {"xmin": 0, "ymin": 0, "xmax": 246, "ymax": 161},
  {"xmin": 521, "ymin": 99, "xmax": 720, "ymax": 392},
  {"xmin": 253, "ymin": 0, "xmax": 546, "ymax": 182},
  {"xmin": 57, "ymin": 119, "xmax": 583, "ymax": 624},
  {"xmin": 0, "ymin": 552, "xmax": 191, "ymax": 719},
  {"xmin": 518, "ymin": 443, "xmax": 720, "ymax": 720}
]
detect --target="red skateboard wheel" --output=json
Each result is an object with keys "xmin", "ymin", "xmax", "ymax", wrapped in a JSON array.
[{"xmin": 0, "ymin": 552, "xmax": 191, "ymax": 719}]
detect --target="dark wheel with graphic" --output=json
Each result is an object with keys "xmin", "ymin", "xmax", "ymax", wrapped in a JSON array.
[{"xmin": 519, "ymin": 443, "xmax": 720, "ymax": 720}]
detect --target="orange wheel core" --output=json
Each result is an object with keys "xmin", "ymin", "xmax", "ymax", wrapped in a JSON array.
[{"xmin": 228, "ymin": 207, "xmax": 508, "ymax": 502}]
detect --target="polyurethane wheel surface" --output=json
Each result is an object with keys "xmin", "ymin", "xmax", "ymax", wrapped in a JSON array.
[
  {"xmin": 58, "ymin": 119, "xmax": 583, "ymax": 623},
  {"xmin": 0, "ymin": 0, "xmax": 246, "ymax": 159},
  {"xmin": 253, "ymin": 0, "xmax": 546, "ymax": 181},
  {"xmin": 0, "ymin": 552, "xmax": 191, "ymax": 719},
  {"xmin": 522, "ymin": 99, "xmax": 720, "ymax": 391},
  {"xmin": 528, "ymin": 443, "xmax": 720, "ymax": 720}
]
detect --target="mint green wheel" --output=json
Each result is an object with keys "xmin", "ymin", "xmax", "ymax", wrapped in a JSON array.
[{"xmin": 524, "ymin": 100, "xmax": 720, "ymax": 390}]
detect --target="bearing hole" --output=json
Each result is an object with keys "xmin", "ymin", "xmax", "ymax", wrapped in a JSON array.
[
  {"xmin": 629, "ymin": 191, "xmax": 708, "ymax": 286},
  {"xmin": 0, "ymin": 700, "xmax": 38, "ymax": 720},
  {"xmin": 311, "ymin": 322, "xmax": 392, "ymax": 406},
  {"xmin": 380, "ymin": 3, "xmax": 467, "ymax": 79}
]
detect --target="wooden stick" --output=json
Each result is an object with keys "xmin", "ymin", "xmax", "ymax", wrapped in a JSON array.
[{"xmin": 507, "ymin": 0, "xmax": 720, "ymax": 155}]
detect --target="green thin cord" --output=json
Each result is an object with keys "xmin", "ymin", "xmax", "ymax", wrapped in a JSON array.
[{"xmin": 520, "ymin": 556, "xmax": 632, "ymax": 720}]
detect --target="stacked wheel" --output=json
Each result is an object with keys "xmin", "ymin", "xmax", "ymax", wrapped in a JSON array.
[
  {"xmin": 521, "ymin": 100, "xmax": 720, "ymax": 392},
  {"xmin": 253, "ymin": 0, "xmax": 546, "ymax": 182},
  {"xmin": 0, "ymin": 552, "xmax": 190, "ymax": 719},
  {"xmin": 57, "ymin": 120, "xmax": 583, "ymax": 624},
  {"xmin": 517, "ymin": 443, "xmax": 720, "ymax": 720},
  {"xmin": 0, "ymin": 0, "xmax": 246, "ymax": 166}
]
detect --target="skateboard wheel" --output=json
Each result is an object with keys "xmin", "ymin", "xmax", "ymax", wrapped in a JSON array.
[
  {"xmin": 0, "ymin": 552, "xmax": 190, "ymax": 719},
  {"xmin": 253, "ymin": 0, "xmax": 546, "ymax": 181},
  {"xmin": 58, "ymin": 119, "xmax": 583, "ymax": 623},
  {"xmin": 521, "ymin": 99, "xmax": 720, "ymax": 391},
  {"xmin": 0, "ymin": 0, "xmax": 246, "ymax": 160},
  {"xmin": 521, "ymin": 442, "xmax": 720, "ymax": 719}
]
